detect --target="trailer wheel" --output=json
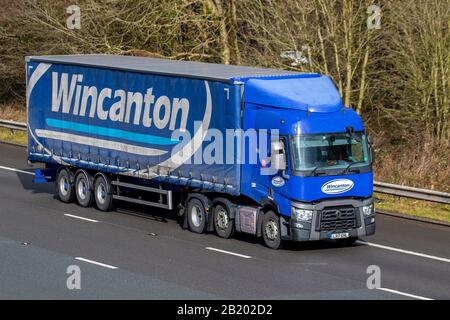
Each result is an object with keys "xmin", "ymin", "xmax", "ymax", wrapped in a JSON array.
[
  {"xmin": 213, "ymin": 202, "xmax": 234, "ymax": 239},
  {"xmin": 56, "ymin": 168, "xmax": 74, "ymax": 203},
  {"xmin": 262, "ymin": 211, "xmax": 282, "ymax": 250},
  {"xmin": 94, "ymin": 174, "xmax": 113, "ymax": 211},
  {"xmin": 75, "ymin": 171, "xmax": 94, "ymax": 207},
  {"xmin": 187, "ymin": 198, "xmax": 206, "ymax": 233}
]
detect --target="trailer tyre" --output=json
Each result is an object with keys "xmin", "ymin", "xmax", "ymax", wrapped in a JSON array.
[
  {"xmin": 94, "ymin": 174, "xmax": 113, "ymax": 211},
  {"xmin": 75, "ymin": 171, "xmax": 94, "ymax": 207},
  {"xmin": 213, "ymin": 202, "xmax": 234, "ymax": 239},
  {"xmin": 262, "ymin": 211, "xmax": 282, "ymax": 250},
  {"xmin": 187, "ymin": 198, "xmax": 206, "ymax": 234},
  {"xmin": 56, "ymin": 168, "xmax": 74, "ymax": 203}
]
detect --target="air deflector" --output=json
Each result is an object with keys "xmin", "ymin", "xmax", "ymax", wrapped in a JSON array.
[{"xmin": 244, "ymin": 75, "xmax": 343, "ymax": 113}]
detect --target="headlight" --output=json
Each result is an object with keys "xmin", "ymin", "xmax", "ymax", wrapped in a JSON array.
[
  {"xmin": 292, "ymin": 208, "xmax": 313, "ymax": 221},
  {"xmin": 362, "ymin": 203, "xmax": 374, "ymax": 216}
]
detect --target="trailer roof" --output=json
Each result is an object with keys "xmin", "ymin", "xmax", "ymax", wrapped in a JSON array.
[{"xmin": 26, "ymin": 54, "xmax": 303, "ymax": 83}]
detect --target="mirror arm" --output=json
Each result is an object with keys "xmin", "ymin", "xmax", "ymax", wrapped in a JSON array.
[
  {"xmin": 369, "ymin": 146, "xmax": 375, "ymax": 164},
  {"xmin": 282, "ymin": 169, "xmax": 290, "ymax": 180}
]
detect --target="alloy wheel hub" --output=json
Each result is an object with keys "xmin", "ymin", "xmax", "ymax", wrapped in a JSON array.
[{"xmin": 265, "ymin": 220, "xmax": 278, "ymax": 241}]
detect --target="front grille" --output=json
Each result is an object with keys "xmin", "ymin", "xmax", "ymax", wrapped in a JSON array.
[
  {"xmin": 321, "ymin": 207, "xmax": 356, "ymax": 221},
  {"xmin": 320, "ymin": 219, "xmax": 356, "ymax": 230},
  {"xmin": 318, "ymin": 206, "xmax": 357, "ymax": 231}
]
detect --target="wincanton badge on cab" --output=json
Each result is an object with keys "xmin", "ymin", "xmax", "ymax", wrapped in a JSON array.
[{"xmin": 321, "ymin": 179, "xmax": 354, "ymax": 194}]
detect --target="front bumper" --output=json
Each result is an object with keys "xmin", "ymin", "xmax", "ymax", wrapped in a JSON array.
[{"xmin": 283, "ymin": 198, "xmax": 375, "ymax": 241}]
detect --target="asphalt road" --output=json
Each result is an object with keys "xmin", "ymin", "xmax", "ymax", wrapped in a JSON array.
[{"xmin": 0, "ymin": 143, "xmax": 449, "ymax": 299}]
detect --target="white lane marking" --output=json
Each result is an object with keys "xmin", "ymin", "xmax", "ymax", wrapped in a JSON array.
[
  {"xmin": 377, "ymin": 287, "xmax": 433, "ymax": 300},
  {"xmin": 64, "ymin": 214, "xmax": 99, "ymax": 223},
  {"xmin": 35, "ymin": 129, "xmax": 167, "ymax": 156},
  {"xmin": 75, "ymin": 257, "xmax": 118, "ymax": 269},
  {"xmin": 356, "ymin": 240, "xmax": 450, "ymax": 263},
  {"xmin": 205, "ymin": 247, "xmax": 252, "ymax": 259},
  {"xmin": 0, "ymin": 165, "xmax": 34, "ymax": 175}
]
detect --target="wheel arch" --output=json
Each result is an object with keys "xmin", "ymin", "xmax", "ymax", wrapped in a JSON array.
[
  {"xmin": 56, "ymin": 165, "xmax": 75, "ymax": 185},
  {"xmin": 260, "ymin": 198, "xmax": 280, "ymax": 215},
  {"xmin": 210, "ymin": 197, "xmax": 237, "ymax": 233},
  {"xmin": 93, "ymin": 172, "xmax": 113, "ymax": 193},
  {"xmin": 75, "ymin": 169, "xmax": 94, "ymax": 190},
  {"xmin": 211, "ymin": 197, "xmax": 237, "ymax": 219},
  {"xmin": 258, "ymin": 198, "xmax": 281, "ymax": 238}
]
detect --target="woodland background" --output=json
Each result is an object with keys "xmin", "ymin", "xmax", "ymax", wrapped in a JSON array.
[{"xmin": 0, "ymin": 0, "xmax": 449, "ymax": 191}]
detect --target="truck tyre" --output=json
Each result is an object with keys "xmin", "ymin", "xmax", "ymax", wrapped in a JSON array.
[
  {"xmin": 262, "ymin": 211, "xmax": 282, "ymax": 250},
  {"xmin": 213, "ymin": 202, "xmax": 234, "ymax": 239},
  {"xmin": 75, "ymin": 171, "xmax": 94, "ymax": 207},
  {"xmin": 187, "ymin": 198, "xmax": 206, "ymax": 233},
  {"xmin": 336, "ymin": 237, "xmax": 358, "ymax": 246},
  {"xmin": 94, "ymin": 174, "xmax": 113, "ymax": 211},
  {"xmin": 56, "ymin": 168, "xmax": 74, "ymax": 203}
]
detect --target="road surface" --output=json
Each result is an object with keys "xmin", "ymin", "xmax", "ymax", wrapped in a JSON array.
[{"xmin": 0, "ymin": 143, "xmax": 448, "ymax": 299}]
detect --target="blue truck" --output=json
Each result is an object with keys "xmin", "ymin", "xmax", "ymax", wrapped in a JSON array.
[{"xmin": 26, "ymin": 54, "xmax": 375, "ymax": 249}]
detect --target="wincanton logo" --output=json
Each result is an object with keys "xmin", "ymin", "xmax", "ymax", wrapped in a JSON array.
[
  {"xmin": 27, "ymin": 63, "xmax": 212, "ymax": 170},
  {"xmin": 271, "ymin": 176, "xmax": 285, "ymax": 187},
  {"xmin": 51, "ymin": 72, "xmax": 189, "ymax": 131},
  {"xmin": 321, "ymin": 179, "xmax": 354, "ymax": 194}
]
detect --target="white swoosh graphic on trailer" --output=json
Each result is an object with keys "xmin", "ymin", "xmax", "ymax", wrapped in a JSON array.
[
  {"xmin": 35, "ymin": 130, "xmax": 168, "ymax": 156},
  {"xmin": 137, "ymin": 80, "xmax": 212, "ymax": 177},
  {"xmin": 26, "ymin": 63, "xmax": 68, "ymax": 165},
  {"xmin": 27, "ymin": 63, "xmax": 212, "ymax": 173},
  {"xmin": 27, "ymin": 62, "xmax": 167, "ymax": 161}
]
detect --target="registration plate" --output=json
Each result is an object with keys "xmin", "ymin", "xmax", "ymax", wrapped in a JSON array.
[{"xmin": 329, "ymin": 232, "xmax": 349, "ymax": 240}]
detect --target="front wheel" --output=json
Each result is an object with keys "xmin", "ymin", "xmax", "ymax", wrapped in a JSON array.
[{"xmin": 262, "ymin": 211, "xmax": 282, "ymax": 250}]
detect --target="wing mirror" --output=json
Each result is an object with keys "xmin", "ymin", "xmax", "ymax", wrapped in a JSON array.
[
  {"xmin": 263, "ymin": 139, "xmax": 290, "ymax": 179},
  {"xmin": 270, "ymin": 140, "xmax": 287, "ymax": 172}
]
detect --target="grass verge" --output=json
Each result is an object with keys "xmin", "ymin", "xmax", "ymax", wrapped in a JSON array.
[
  {"xmin": 0, "ymin": 127, "xmax": 27, "ymax": 145},
  {"xmin": 375, "ymin": 192, "xmax": 450, "ymax": 223}
]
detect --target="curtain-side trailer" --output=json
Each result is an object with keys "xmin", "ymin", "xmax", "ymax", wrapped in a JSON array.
[{"xmin": 27, "ymin": 55, "xmax": 375, "ymax": 249}]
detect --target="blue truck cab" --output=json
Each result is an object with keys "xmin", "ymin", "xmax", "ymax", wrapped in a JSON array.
[
  {"xmin": 240, "ymin": 75, "xmax": 375, "ymax": 248},
  {"xmin": 26, "ymin": 55, "xmax": 375, "ymax": 249}
]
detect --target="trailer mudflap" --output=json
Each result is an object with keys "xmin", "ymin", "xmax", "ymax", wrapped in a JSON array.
[{"xmin": 33, "ymin": 168, "xmax": 55, "ymax": 183}]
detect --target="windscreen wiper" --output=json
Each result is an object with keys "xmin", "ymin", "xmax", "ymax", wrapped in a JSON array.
[
  {"xmin": 341, "ymin": 162, "xmax": 360, "ymax": 175},
  {"xmin": 310, "ymin": 166, "xmax": 327, "ymax": 176}
]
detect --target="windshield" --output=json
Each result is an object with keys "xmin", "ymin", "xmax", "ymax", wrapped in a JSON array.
[{"xmin": 290, "ymin": 132, "xmax": 370, "ymax": 175}]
